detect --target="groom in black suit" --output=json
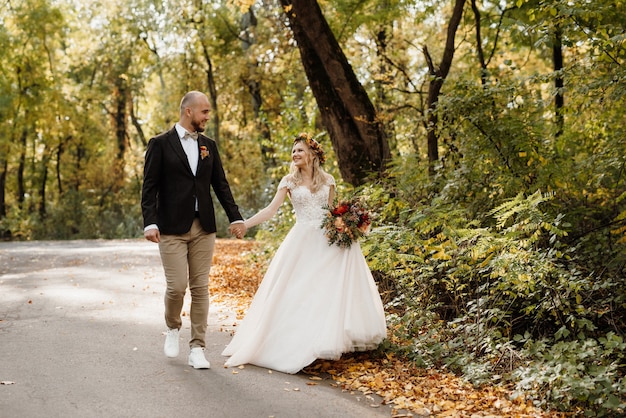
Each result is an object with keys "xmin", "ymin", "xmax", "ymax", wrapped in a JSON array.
[{"xmin": 141, "ymin": 91, "xmax": 246, "ymax": 369}]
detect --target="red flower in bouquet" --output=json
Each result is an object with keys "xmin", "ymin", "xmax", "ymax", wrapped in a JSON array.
[
  {"xmin": 332, "ymin": 203, "xmax": 350, "ymax": 216},
  {"xmin": 200, "ymin": 145, "xmax": 209, "ymax": 160},
  {"xmin": 321, "ymin": 198, "xmax": 372, "ymax": 248}
]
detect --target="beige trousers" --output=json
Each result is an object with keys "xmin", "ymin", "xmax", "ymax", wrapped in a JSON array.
[{"xmin": 158, "ymin": 218, "xmax": 216, "ymax": 348}]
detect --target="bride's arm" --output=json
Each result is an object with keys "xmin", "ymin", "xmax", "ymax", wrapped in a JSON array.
[
  {"xmin": 244, "ymin": 187, "xmax": 289, "ymax": 230},
  {"xmin": 327, "ymin": 173, "xmax": 336, "ymax": 205}
]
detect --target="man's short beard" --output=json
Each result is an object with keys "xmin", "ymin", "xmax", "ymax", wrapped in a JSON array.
[{"xmin": 191, "ymin": 121, "xmax": 205, "ymax": 133}]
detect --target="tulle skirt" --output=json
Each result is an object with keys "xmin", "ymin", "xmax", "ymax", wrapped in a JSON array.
[{"xmin": 221, "ymin": 221, "xmax": 387, "ymax": 374}]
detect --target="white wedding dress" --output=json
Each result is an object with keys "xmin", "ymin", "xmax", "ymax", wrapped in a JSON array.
[{"xmin": 221, "ymin": 176, "xmax": 387, "ymax": 374}]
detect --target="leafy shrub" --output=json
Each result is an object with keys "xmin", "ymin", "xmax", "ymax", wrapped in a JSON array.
[{"xmin": 362, "ymin": 156, "xmax": 626, "ymax": 415}]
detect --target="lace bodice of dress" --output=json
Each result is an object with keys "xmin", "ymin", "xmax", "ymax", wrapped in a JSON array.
[{"xmin": 279, "ymin": 176, "xmax": 335, "ymax": 226}]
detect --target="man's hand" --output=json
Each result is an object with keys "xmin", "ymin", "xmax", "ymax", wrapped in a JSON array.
[
  {"xmin": 144, "ymin": 228, "xmax": 160, "ymax": 243},
  {"xmin": 229, "ymin": 223, "xmax": 246, "ymax": 239}
]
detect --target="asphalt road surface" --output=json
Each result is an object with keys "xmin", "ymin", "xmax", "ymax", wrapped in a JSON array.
[{"xmin": 0, "ymin": 239, "xmax": 394, "ymax": 418}]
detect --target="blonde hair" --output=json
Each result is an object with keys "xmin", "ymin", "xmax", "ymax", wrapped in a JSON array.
[{"xmin": 288, "ymin": 132, "xmax": 329, "ymax": 193}]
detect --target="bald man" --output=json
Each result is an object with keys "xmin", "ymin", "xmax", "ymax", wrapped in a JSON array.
[{"xmin": 141, "ymin": 91, "xmax": 246, "ymax": 368}]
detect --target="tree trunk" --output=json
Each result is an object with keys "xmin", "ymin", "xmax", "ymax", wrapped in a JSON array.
[
  {"xmin": 39, "ymin": 148, "xmax": 49, "ymax": 218},
  {"xmin": 279, "ymin": 0, "xmax": 390, "ymax": 186},
  {"xmin": 130, "ymin": 98, "xmax": 147, "ymax": 148},
  {"xmin": 423, "ymin": 0, "xmax": 466, "ymax": 173},
  {"xmin": 0, "ymin": 156, "xmax": 7, "ymax": 239},
  {"xmin": 553, "ymin": 25, "xmax": 564, "ymax": 139},
  {"xmin": 374, "ymin": 23, "xmax": 398, "ymax": 155},
  {"xmin": 0, "ymin": 157, "xmax": 6, "ymax": 218},
  {"xmin": 17, "ymin": 122, "xmax": 28, "ymax": 208},
  {"xmin": 200, "ymin": 42, "xmax": 220, "ymax": 144},
  {"xmin": 56, "ymin": 140, "xmax": 64, "ymax": 195},
  {"xmin": 112, "ymin": 75, "xmax": 129, "ymax": 191},
  {"xmin": 471, "ymin": 0, "xmax": 488, "ymax": 86}
]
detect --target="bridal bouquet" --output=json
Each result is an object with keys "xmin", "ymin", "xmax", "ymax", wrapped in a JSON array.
[{"xmin": 321, "ymin": 198, "xmax": 372, "ymax": 248}]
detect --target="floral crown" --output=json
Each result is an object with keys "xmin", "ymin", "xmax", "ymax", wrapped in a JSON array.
[{"xmin": 294, "ymin": 132, "xmax": 326, "ymax": 165}]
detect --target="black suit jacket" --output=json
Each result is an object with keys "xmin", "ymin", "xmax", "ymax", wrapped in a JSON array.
[{"xmin": 141, "ymin": 127, "xmax": 243, "ymax": 235}]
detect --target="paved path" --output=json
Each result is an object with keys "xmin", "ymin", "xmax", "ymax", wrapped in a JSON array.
[{"xmin": 0, "ymin": 239, "xmax": 393, "ymax": 418}]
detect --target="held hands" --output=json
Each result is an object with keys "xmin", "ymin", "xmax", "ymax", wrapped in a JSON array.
[{"xmin": 229, "ymin": 223, "xmax": 247, "ymax": 239}]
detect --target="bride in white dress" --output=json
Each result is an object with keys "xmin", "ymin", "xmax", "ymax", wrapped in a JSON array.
[{"xmin": 221, "ymin": 133, "xmax": 386, "ymax": 374}]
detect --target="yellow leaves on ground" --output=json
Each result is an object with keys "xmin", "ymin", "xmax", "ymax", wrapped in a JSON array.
[
  {"xmin": 211, "ymin": 239, "xmax": 558, "ymax": 417},
  {"xmin": 209, "ymin": 239, "xmax": 265, "ymax": 318},
  {"xmin": 304, "ymin": 355, "xmax": 553, "ymax": 417}
]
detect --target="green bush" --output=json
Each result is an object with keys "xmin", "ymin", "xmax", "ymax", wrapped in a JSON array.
[{"xmin": 362, "ymin": 155, "xmax": 626, "ymax": 415}]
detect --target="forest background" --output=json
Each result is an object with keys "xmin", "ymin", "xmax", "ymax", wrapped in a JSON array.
[{"xmin": 1, "ymin": 0, "xmax": 625, "ymax": 415}]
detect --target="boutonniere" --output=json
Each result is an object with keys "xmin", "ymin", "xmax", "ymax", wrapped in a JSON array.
[{"xmin": 200, "ymin": 145, "xmax": 209, "ymax": 160}]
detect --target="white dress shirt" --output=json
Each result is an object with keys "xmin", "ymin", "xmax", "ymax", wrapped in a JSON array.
[{"xmin": 175, "ymin": 123, "xmax": 199, "ymax": 176}]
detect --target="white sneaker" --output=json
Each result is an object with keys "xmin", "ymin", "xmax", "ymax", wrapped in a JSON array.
[
  {"xmin": 164, "ymin": 328, "xmax": 179, "ymax": 358},
  {"xmin": 188, "ymin": 347, "xmax": 211, "ymax": 369}
]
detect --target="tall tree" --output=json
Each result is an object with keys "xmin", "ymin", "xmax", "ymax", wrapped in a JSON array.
[
  {"xmin": 3, "ymin": 0, "xmax": 65, "ymax": 216},
  {"xmin": 278, "ymin": 0, "xmax": 390, "ymax": 186},
  {"xmin": 239, "ymin": 6, "xmax": 276, "ymax": 167},
  {"xmin": 422, "ymin": 0, "xmax": 466, "ymax": 171}
]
